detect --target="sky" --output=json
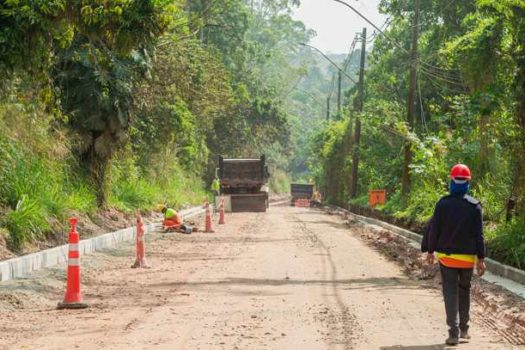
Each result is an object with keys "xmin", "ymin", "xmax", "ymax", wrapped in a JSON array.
[{"xmin": 292, "ymin": 0, "xmax": 387, "ymax": 54}]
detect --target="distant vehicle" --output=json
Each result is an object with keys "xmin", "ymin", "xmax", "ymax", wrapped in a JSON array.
[
  {"xmin": 290, "ymin": 183, "xmax": 314, "ymax": 206},
  {"xmin": 218, "ymin": 155, "xmax": 270, "ymax": 212}
]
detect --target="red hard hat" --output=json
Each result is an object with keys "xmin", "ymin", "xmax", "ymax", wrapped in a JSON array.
[{"xmin": 450, "ymin": 164, "xmax": 471, "ymax": 180}]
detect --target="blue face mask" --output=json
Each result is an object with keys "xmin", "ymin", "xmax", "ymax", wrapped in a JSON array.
[{"xmin": 450, "ymin": 180, "xmax": 470, "ymax": 195}]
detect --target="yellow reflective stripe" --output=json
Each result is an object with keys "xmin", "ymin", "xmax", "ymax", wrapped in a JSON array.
[{"xmin": 437, "ymin": 252, "xmax": 476, "ymax": 263}]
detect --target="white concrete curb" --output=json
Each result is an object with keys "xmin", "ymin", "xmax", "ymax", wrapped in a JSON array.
[
  {"xmin": 334, "ymin": 208, "xmax": 525, "ymax": 293},
  {"xmin": 0, "ymin": 206, "xmax": 205, "ymax": 282},
  {"xmin": 270, "ymin": 199, "xmax": 292, "ymax": 206}
]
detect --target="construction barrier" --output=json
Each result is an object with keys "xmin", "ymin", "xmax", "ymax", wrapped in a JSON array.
[
  {"xmin": 205, "ymin": 202, "xmax": 214, "ymax": 233},
  {"xmin": 131, "ymin": 214, "xmax": 150, "ymax": 268},
  {"xmin": 57, "ymin": 217, "xmax": 88, "ymax": 309},
  {"xmin": 218, "ymin": 198, "xmax": 226, "ymax": 225},
  {"xmin": 0, "ymin": 206, "xmax": 205, "ymax": 282},
  {"xmin": 369, "ymin": 189, "xmax": 387, "ymax": 207},
  {"xmin": 294, "ymin": 198, "xmax": 310, "ymax": 207}
]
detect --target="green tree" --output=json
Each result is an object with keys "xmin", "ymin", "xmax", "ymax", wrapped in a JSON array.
[{"xmin": 52, "ymin": 1, "xmax": 176, "ymax": 205}]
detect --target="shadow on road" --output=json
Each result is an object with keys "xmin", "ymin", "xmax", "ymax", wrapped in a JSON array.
[{"xmin": 149, "ymin": 276, "xmax": 420, "ymax": 291}]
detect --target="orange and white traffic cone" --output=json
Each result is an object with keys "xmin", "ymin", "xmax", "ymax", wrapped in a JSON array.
[
  {"xmin": 57, "ymin": 217, "xmax": 88, "ymax": 309},
  {"xmin": 205, "ymin": 202, "xmax": 214, "ymax": 233},
  {"xmin": 218, "ymin": 198, "xmax": 225, "ymax": 225},
  {"xmin": 132, "ymin": 213, "xmax": 151, "ymax": 268}
]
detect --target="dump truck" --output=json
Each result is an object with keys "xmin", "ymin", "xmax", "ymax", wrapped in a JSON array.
[
  {"xmin": 290, "ymin": 183, "xmax": 314, "ymax": 206},
  {"xmin": 218, "ymin": 155, "xmax": 270, "ymax": 212}
]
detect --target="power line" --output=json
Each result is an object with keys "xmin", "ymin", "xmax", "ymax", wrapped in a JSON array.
[
  {"xmin": 420, "ymin": 66, "xmax": 466, "ymax": 88},
  {"xmin": 417, "ymin": 71, "xmax": 428, "ymax": 132},
  {"xmin": 420, "ymin": 62, "xmax": 464, "ymax": 82},
  {"xmin": 294, "ymin": 88, "xmax": 325, "ymax": 108},
  {"xmin": 332, "ymin": 0, "xmax": 464, "ymax": 79},
  {"xmin": 300, "ymin": 43, "xmax": 358, "ymax": 84},
  {"xmin": 367, "ymin": 17, "xmax": 392, "ymax": 42},
  {"xmin": 420, "ymin": 68, "xmax": 468, "ymax": 94},
  {"xmin": 332, "ymin": 0, "xmax": 407, "ymax": 54},
  {"xmin": 326, "ymin": 35, "xmax": 360, "ymax": 109},
  {"xmin": 342, "ymin": 35, "xmax": 360, "ymax": 75},
  {"xmin": 327, "ymin": 71, "xmax": 337, "ymax": 100}
]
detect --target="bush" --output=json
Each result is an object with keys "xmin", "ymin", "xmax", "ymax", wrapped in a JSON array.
[
  {"xmin": 0, "ymin": 101, "xmax": 96, "ymax": 248},
  {"xmin": 3, "ymin": 195, "xmax": 50, "ymax": 250},
  {"xmin": 269, "ymin": 169, "xmax": 290, "ymax": 194},
  {"xmin": 109, "ymin": 152, "xmax": 207, "ymax": 212},
  {"xmin": 486, "ymin": 219, "xmax": 525, "ymax": 269}
]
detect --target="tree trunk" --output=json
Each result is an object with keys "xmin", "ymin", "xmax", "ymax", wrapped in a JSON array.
[
  {"xmin": 350, "ymin": 27, "xmax": 367, "ymax": 199},
  {"xmin": 402, "ymin": 144, "xmax": 412, "ymax": 198},
  {"xmin": 479, "ymin": 112, "xmax": 489, "ymax": 178},
  {"xmin": 402, "ymin": 0, "xmax": 420, "ymax": 197},
  {"xmin": 84, "ymin": 130, "xmax": 115, "ymax": 208},
  {"xmin": 515, "ymin": 77, "xmax": 525, "ymax": 216},
  {"xmin": 91, "ymin": 153, "xmax": 110, "ymax": 207},
  {"xmin": 513, "ymin": 6, "xmax": 525, "ymax": 215}
]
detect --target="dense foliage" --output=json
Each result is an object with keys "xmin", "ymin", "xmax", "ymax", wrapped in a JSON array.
[
  {"xmin": 0, "ymin": 0, "xmax": 310, "ymax": 250},
  {"xmin": 307, "ymin": 0, "xmax": 525, "ymax": 268},
  {"xmin": 2, "ymin": 0, "xmax": 523, "ymax": 269}
]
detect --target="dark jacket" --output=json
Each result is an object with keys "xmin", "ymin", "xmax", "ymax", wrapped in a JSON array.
[
  {"xmin": 427, "ymin": 194, "xmax": 485, "ymax": 259},
  {"xmin": 420, "ymin": 218, "xmax": 432, "ymax": 253}
]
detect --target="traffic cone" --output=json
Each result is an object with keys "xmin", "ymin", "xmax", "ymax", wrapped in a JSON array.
[
  {"xmin": 205, "ymin": 202, "xmax": 214, "ymax": 233},
  {"xmin": 57, "ymin": 217, "xmax": 89, "ymax": 309},
  {"xmin": 218, "ymin": 198, "xmax": 225, "ymax": 225},
  {"xmin": 131, "ymin": 213, "xmax": 151, "ymax": 268}
]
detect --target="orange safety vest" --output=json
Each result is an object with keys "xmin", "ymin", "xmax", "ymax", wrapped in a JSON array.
[{"xmin": 437, "ymin": 252, "xmax": 476, "ymax": 269}]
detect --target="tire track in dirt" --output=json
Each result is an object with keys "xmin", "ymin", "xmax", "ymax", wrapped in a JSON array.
[
  {"xmin": 290, "ymin": 212, "xmax": 361, "ymax": 350},
  {"xmin": 2, "ymin": 206, "xmax": 522, "ymax": 349},
  {"xmin": 338, "ymin": 210, "xmax": 525, "ymax": 348}
]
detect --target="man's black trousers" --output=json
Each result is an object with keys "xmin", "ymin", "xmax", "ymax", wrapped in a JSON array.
[{"xmin": 439, "ymin": 264, "xmax": 474, "ymax": 337}]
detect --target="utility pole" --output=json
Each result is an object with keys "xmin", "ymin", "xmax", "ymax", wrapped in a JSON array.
[
  {"xmin": 326, "ymin": 96, "xmax": 331, "ymax": 121},
  {"xmin": 350, "ymin": 27, "xmax": 367, "ymax": 198},
  {"xmin": 402, "ymin": 0, "xmax": 420, "ymax": 197},
  {"xmin": 337, "ymin": 71, "xmax": 342, "ymax": 116}
]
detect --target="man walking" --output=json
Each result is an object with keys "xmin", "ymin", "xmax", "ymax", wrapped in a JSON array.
[{"xmin": 425, "ymin": 164, "xmax": 486, "ymax": 346}]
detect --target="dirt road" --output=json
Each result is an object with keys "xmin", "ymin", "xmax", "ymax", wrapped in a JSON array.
[{"xmin": 0, "ymin": 205, "xmax": 523, "ymax": 349}]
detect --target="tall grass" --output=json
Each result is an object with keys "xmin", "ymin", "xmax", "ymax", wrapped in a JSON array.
[
  {"xmin": 109, "ymin": 152, "xmax": 207, "ymax": 212},
  {"xmin": 0, "ymin": 103, "xmax": 97, "ymax": 250},
  {"xmin": 486, "ymin": 219, "xmax": 525, "ymax": 269},
  {"xmin": 0, "ymin": 99, "xmax": 208, "ymax": 252}
]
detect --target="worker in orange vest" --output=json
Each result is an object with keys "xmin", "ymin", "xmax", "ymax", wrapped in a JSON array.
[
  {"xmin": 161, "ymin": 206, "xmax": 193, "ymax": 234},
  {"xmin": 162, "ymin": 206, "xmax": 182, "ymax": 231},
  {"xmin": 424, "ymin": 164, "xmax": 486, "ymax": 346}
]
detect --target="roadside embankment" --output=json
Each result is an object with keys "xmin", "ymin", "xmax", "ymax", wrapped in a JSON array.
[{"xmin": 0, "ymin": 206, "xmax": 205, "ymax": 282}]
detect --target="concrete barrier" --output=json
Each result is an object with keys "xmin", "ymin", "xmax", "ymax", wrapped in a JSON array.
[
  {"xmin": 342, "ymin": 209, "xmax": 525, "ymax": 290},
  {"xmin": 0, "ymin": 207, "xmax": 205, "ymax": 282}
]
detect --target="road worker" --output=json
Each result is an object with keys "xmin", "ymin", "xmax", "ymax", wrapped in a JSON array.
[
  {"xmin": 311, "ymin": 189, "xmax": 322, "ymax": 208},
  {"xmin": 161, "ymin": 206, "xmax": 182, "ymax": 231},
  {"xmin": 161, "ymin": 206, "xmax": 194, "ymax": 234},
  {"xmin": 424, "ymin": 164, "xmax": 486, "ymax": 346},
  {"xmin": 211, "ymin": 176, "xmax": 221, "ymax": 197}
]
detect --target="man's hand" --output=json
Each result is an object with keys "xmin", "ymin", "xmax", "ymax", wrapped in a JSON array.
[
  {"xmin": 476, "ymin": 259, "xmax": 486, "ymax": 276},
  {"xmin": 426, "ymin": 253, "xmax": 435, "ymax": 265}
]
